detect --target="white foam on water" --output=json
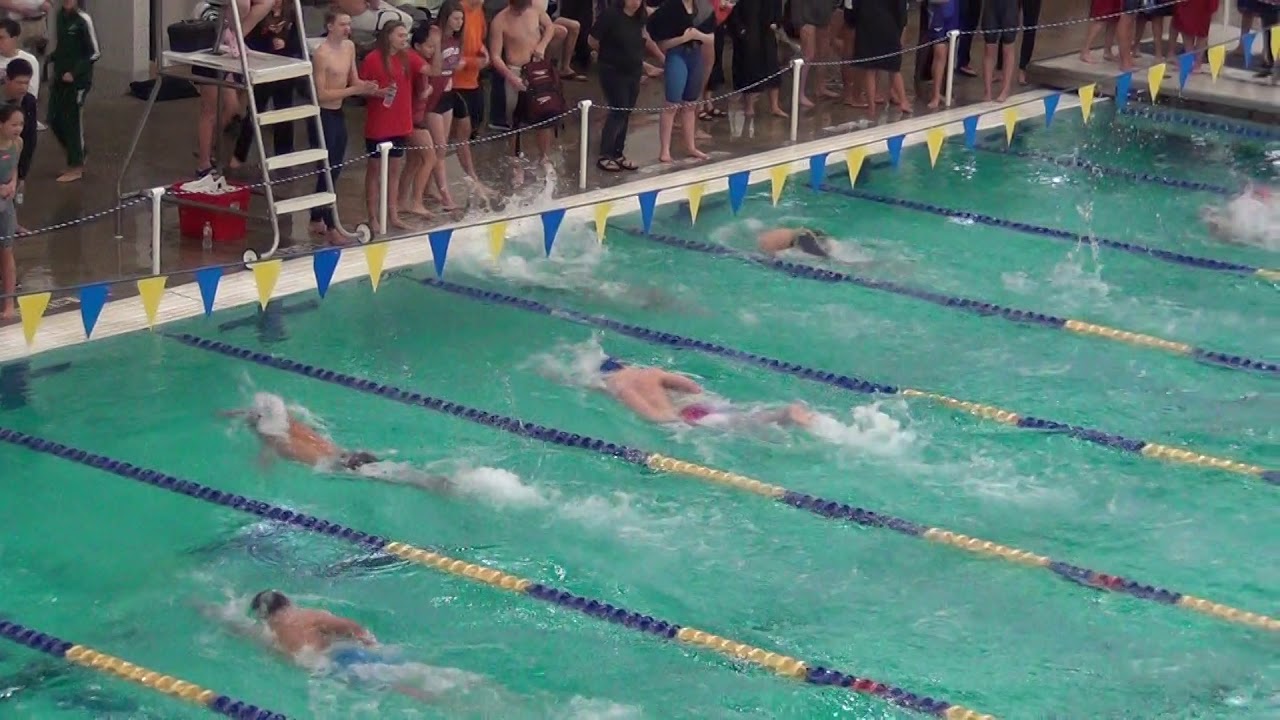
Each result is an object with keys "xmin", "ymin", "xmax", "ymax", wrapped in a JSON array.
[
  {"xmin": 805, "ymin": 401, "xmax": 917, "ymax": 457},
  {"xmin": 943, "ymin": 452, "xmax": 1077, "ymax": 508},
  {"xmin": 561, "ymin": 696, "xmax": 645, "ymax": 719},
  {"xmin": 528, "ymin": 335, "xmax": 613, "ymax": 391},
  {"xmin": 1200, "ymin": 186, "xmax": 1280, "ymax": 251},
  {"xmin": 450, "ymin": 466, "xmax": 551, "ymax": 508}
]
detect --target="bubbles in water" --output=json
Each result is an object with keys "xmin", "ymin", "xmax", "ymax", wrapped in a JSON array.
[
  {"xmin": 451, "ymin": 466, "xmax": 549, "ymax": 508},
  {"xmin": 806, "ymin": 401, "xmax": 917, "ymax": 457}
]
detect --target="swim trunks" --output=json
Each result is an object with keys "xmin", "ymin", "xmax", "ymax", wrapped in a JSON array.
[
  {"xmin": 599, "ymin": 356, "xmax": 626, "ymax": 374},
  {"xmin": 328, "ymin": 645, "xmax": 403, "ymax": 683},
  {"xmin": 679, "ymin": 404, "xmax": 713, "ymax": 424}
]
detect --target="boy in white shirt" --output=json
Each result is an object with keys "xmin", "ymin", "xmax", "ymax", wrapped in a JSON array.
[{"xmin": 0, "ymin": 17, "xmax": 39, "ymax": 99}]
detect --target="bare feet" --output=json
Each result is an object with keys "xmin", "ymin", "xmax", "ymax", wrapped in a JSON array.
[
  {"xmin": 389, "ymin": 214, "xmax": 412, "ymax": 231},
  {"xmin": 56, "ymin": 167, "xmax": 83, "ymax": 183},
  {"xmin": 927, "ymin": 96, "xmax": 941, "ymax": 110},
  {"xmin": 799, "ymin": 95, "xmax": 815, "ymax": 109},
  {"xmin": 1080, "ymin": 51, "xmax": 1095, "ymax": 64},
  {"xmin": 404, "ymin": 204, "xmax": 434, "ymax": 218},
  {"xmin": 686, "ymin": 148, "xmax": 709, "ymax": 161},
  {"xmin": 658, "ymin": 153, "xmax": 673, "ymax": 163},
  {"xmin": 770, "ymin": 106, "xmax": 788, "ymax": 118},
  {"xmin": 309, "ymin": 220, "xmax": 328, "ymax": 236},
  {"xmin": 819, "ymin": 87, "xmax": 841, "ymax": 99},
  {"xmin": 1, "ymin": 304, "xmax": 13, "ymax": 321}
]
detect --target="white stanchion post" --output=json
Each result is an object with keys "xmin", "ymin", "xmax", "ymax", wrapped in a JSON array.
[
  {"xmin": 149, "ymin": 186, "xmax": 165, "ymax": 275},
  {"xmin": 789, "ymin": 58, "xmax": 804, "ymax": 142},
  {"xmin": 1219, "ymin": 0, "xmax": 1230, "ymax": 31},
  {"xmin": 578, "ymin": 99, "xmax": 592, "ymax": 190},
  {"xmin": 377, "ymin": 141, "xmax": 392, "ymax": 236},
  {"xmin": 946, "ymin": 29, "xmax": 960, "ymax": 108}
]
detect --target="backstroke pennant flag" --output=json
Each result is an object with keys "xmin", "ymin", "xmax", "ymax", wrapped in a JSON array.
[
  {"xmin": 638, "ymin": 190, "xmax": 658, "ymax": 233},
  {"xmin": 313, "ymin": 248, "xmax": 340, "ymax": 298},
  {"xmin": 1206, "ymin": 45, "xmax": 1225, "ymax": 80},
  {"xmin": 1115, "ymin": 71, "xmax": 1132, "ymax": 108},
  {"xmin": 1241, "ymin": 32, "xmax": 1255, "ymax": 69},
  {"xmin": 958, "ymin": 115, "xmax": 978, "ymax": 148},
  {"xmin": 541, "ymin": 208, "xmax": 566, "ymax": 256},
  {"xmin": 78, "ymin": 283, "xmax": 108, "ymax": 338},
  {"xmin": 1271, "ymin": 26, "xmax": 1280, "ymax": 59},
  {"xmin": 1003, "ymin": 107, "xmax": 1018, "ymax": 146},
  {"xmin": 592, "ymin": 202, "xmax": 611, "ymax": 242},
  {"xmin": 687, "ymin": 182, "xmax": 706, "ymax": 224},
  {"xmin": 769, "ymin": 165, "xmax": 788, "ymax": 205},
  {"xmin": 17, "ymin": 292, "xmax": 50, "ymax": 346},
  {"xmin": 1079, "ymin": 84, "xmax": 1096, "ymax": 123},
  {"xmin": 487, "ymin": 221, "xmax": 507, "ymax": 260},
  {"xmin": 727, "ymin": 170, "xmax": 749, "ymax": 214},
  {"xmin": 1042, "ymin": 93, "xmax": 1060, "ymax": 127},
  {"xmin": 845, "ymin": 147, "xmax": 867, "ymax": 187},
  {"xmin": 1147, "ymin": 62, "xmax": 1166, "ymax": 101},
  {"xmin": 251, "ymin": 259, "xmax": 282, "ymax": 309},
  {"xmin": 195, "ymin": 266, "xmax": 222, "ymax": 316},
  {"xmin": 137, "ymin": 276, "xmax": 167, "ymax": 329},
  {"xmin": 808, "ymin": 153, "xmax": 827, "ymax": 190},
  {"xmin": 886, "ymin": 134, "xmax": 905, "ymax": 167},
  {"xmin": 363, "ymin": 243, "xmax": 388, "ymax": 291},
  {"xmin": 925, "ymin": 127, "xmax": 945, "ymax": 167},
  {"xmin": 428, "ymin": 229, "xmax": 452, "ymax": 279},
  {"xmin": 1178, "ymin": 52, "xmax": 1195, "ymax": 89}
]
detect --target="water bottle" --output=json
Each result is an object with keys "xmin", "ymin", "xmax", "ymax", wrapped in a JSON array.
[
  {"xmin": 382, "ymin": 83, "xmax": 397, "ymax": 108},
  {"xmin": 14, "ymin": 184, "xmax": 22, "ymax": 206},
  {"xmin": 202, "ymin": 221, "xmax": 213, "ymax": 250}
]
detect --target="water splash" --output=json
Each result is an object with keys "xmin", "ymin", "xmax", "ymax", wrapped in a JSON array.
[{"xmin": 805, "ymin": 401, "xmax": 918, "ymax": 457}]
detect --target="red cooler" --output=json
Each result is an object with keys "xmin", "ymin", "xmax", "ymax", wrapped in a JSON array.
[{"xmin": 174, "ymin": 182, "xmax": 251, "ymax": 243}]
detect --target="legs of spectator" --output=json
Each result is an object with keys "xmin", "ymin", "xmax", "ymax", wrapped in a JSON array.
[
  {"xmin": 365, "ymin": 145, "xmax": 408, "ymax": 234},
  {"xmin": 1080, "ymin": 18, "xmax": 1117, "ymax": 63},
  {"xmin": 956, "ymin": 0, "xmax": 980, "ymax": 74},
  {"xmin": 927, "ymin": 42, "xmax": 947, "ymax": 108},
  {"xmin": 197, "ymin": 84, "xmax": 239, "ymax": 174},
  {"xmin": 1116, "ymin": 11, "xmax": 1134, "ymax": 72},
  {"xmin": 797, "ymin": 22, "xmax": 818, "ymax": 108},
  {"xmin": 400, "ymin": 128, "xmax": 436, "ymax": 217},
  {"xmin": 426, "ymin": 111, "xmax": 456, "ymax": 209},
  {"xmin": 310, "ymin": 108, "xmax": 347, "ymax": 240},
  {"xmin": 555, "ymin": 18, "xmax": 583, "ymax": 77},
  {"xmin": 232, "ymin": 82, "xmax": 276, "ymax": 167},
  {"xmin": 1018, "ymin": 0, "xmax": 1041, "ymax": 83},
  {"xmin": 1, "ymin": 238, "xmax": 13, "ymax": 320},
  {"xmin": 488, "ymin": 71, "xmax": 509, "ymax": 131},
  {"xmin": 49, "ymin": 81, "xmax": 86, "ymax": 182}
]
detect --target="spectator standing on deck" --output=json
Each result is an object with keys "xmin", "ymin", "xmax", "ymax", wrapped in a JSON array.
[
  {"xmin": 360, "ymin": 20, "xmax": 430, "ymax": 233},
  {"xmin": 2, "ymin": 58, "xmax": 36, "ymax": 235},
  {"xmin": 589, "ymin": 0, "xmax": 661, "ymax": 171},
  {"xmin": 47, "ymin": 0, "xmax": 98, "ymax": 183},
  {"xmin": 980, "ymin": 0, "xmax": 1019, "ymax": 102},
  {"xmin": 728, "ymin": 0, "xmax": 785, "ymax": 117},
  {"xmin": 0, "ymin": 18, "xmax": 39, "ymax": 100},
  {"xmin": 647, "ymin": 0, "xmax": 713, "ymax": 163},
  {"xmin": 230, "ymin": 0, "xmax": 318, "ymax": 170},
  {"xmin": 1173, "ymin": 0, "xmax": 1219, "ymax": 74},
  {"xmin": 1079, "ymin": 0, "xmax": 1120, "ymax": 66},
  {"xmin": 0, "ymin": 104, "xmax": 23, "ymax": 320}
]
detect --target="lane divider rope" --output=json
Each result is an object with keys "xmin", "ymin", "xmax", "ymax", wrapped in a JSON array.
[
  {"xmin": 0, "ymin": 616, "xmax": 286, "ymax": 719},
  {"xmin": 971, "ymin": 144, "xmax": 1236, "ymax": 196},
  {"xmin": 162, "ymin": 334, "xmax": 1278, "ymax": 633},
  {"xmin": 817, "ymin": 184, "xmax": 1280, "ymax": 281},
  {"xmin": 418, "ymin": 279, "xmax": 1278, "ymax": 484},
  {"xmin": 0, "ymin": 427, "xmax": 987, "ymax": 720},
  {"xmin": 1118, "ymin": 104, "xmax": 1280, "ymax": 141},
  {"xmin": 611, "ymin": 226, "xmax": 1276, "ymax": 375}
]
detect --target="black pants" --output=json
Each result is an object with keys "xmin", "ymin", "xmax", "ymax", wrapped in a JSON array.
[
  {"xmin": 956, "ymin": 0, "xmax": 981, "ymax": 69},
  {"xmin": 488, "ymin": 69, "xmax": 508, "ymax": 129},
  {"xmin": 234, "ymin": 78, "xmax": 319, "ymax": 163},
  {"xmin": 1019, "ymin": 0, "xmax": 1040, "ymax": 70},
  {"xmin": 310, "ymin": 108, "xmax": 347, "ymax": 229},
  {"xmin": 598, "ymin": 65, "xmax": 639, "ymax": 159}
]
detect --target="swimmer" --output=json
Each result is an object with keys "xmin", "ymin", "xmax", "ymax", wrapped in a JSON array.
[
  {"xmin": 757, "ymin": 227, "xmax": 837, "ymax": 259},
  {"xmin": 220, "ymin": 392, "xmax": 452, "ymax": 491},
  {"xmin": 597, "ymin": 355, "xmax": 815, "ymax": 430},
  {"xmin": 1200, "ymin": 184, "xmax": 1280, "ymax": 250}
]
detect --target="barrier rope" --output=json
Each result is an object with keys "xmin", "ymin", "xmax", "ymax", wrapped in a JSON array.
[
  {"xmin": 157, "ymin": 335, "xmax": 1278, "ymax": 634},
  {"xmin": 0, "ymin": 426, "xmax": 987, "ymax": 720},
  {"xmin": 819, "ymin": 184, "xmax": 1280, "ymax": 280},
  {"xmin": 0, "ymin": 616, "xmax": 286, "ymax": 719},
  {"xmin": 1, "ymin": 195, "xmax": 151, "ymax": 245},
  {"xmin": 608, "ymin": 226, "xmax": 1276, "ymax": 375},
  {"xmin": 1119, "ymin": 104, "xmax": 1280, "ymax": 141},
  {"xmin": 417, "ymin": 278, "xmax": 1277, "ymax": 481}
]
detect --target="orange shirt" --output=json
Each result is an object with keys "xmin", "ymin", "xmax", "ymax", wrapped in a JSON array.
[{"xmin": 453, "ymin": 4, "xmax": 486, "ymax": 91}]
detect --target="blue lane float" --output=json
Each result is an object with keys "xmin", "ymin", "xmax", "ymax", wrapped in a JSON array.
[
  {"xmin": 1119, "ymin": 104, "xmax": 1280, "ymax": 141},
  {"xmin": 970, "ymin": 145, "xmax": 1236, "ymax": 196}
]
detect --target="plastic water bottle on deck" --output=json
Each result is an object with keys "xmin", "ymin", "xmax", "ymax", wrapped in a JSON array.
[{"xmin": 202, "ymin": 221, "xmax": 213, "ymax": 250}]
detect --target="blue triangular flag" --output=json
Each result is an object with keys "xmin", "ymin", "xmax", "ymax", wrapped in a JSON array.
[
  {"xmin": 195, "ymin": 267, "xmax": 222, "ymax": 316},
  {"xmin": 886, "ymin": 134, "xmax": 905, "ymax": 167},
  {"xmin": 1177, "ymin": 52, "xmax": 1194, "ymax": 89},
  {"xmin": 638, "ymin": 190, "xmax": 658, "ymax": 233},
  {"xmin": 312, "ymin": 248, "xmax": 340, "ymax": 299},
  {"xmin": 429, "ymin": 229, "xmax": 453, "ymax": 278},
  {"xmin": 78, "ymin": 283, "xmax": 108, "ymax": 337},
  {"xmin": 962, "ymin": 116, "xmax": 979, "ymax": 148},
  {"xmin": 541, "ymin": 208, "xmax": 566, "ymax": 256},
  {"xmin": 1115, "ymin": 71, "xmax": 1132, "ymax": 108},
  {"xmin": 1242, "ymin": 32, "xmax": 1254, "ymax": 69},
  {"xmin": 1042, "ymin": 93, "xmax": 1060, "ymax": 127},
  {"xmin": 727, "ymin": 171, "xmax": 749, "ymax": 214},
  {"xmin": 808, "ymin": 154, "xmax": 827, "ymax": 190}
]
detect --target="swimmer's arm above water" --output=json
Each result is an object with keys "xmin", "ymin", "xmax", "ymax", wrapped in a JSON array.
[
  {"xmin": 614, "ymin": 387, "xmax": 680, "ymax": 423},
  {"xmin": 318, "ymin": 612, "xmax": 377, "ymax": 646}
]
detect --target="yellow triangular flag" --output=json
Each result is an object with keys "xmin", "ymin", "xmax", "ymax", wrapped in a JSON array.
[
  {"xmin": 769, "ymin": 165, "xmax": 788, "ymax": 206},
  {"xmin": 1207, "ymin": 45, "xmax": 1225, "ymax": 80},
  {"xmin": 687, "ymin": 182, "xmax": 705, "ymax": 225},
  {"xmin": 1271, "ymin": 26, "xmax": 1280, "ymax": 59},
  {"xmin": 250, "ymin": 259, "xmax": 282, "ymax": 309},
  {"xmin": 1079, "ymin": 84, "xmax": 1096, "ymax": 124},
  {"xmin": 136, "ymin": 276, "xmax": 167, "ymax": 328},
  {"xmin": 1147, "ymin": 63, "xmax": 1166, "ymax": 101},
  {"xmin": 17, "ymin": 292, "xmax": 51, "ymax": 346},
  {"xmin": 925, "ymin": 128, "xmax": 945, "ymax": 168},
  {"xmin": 1002, "ymin": 107, "xmax": 1018, "ymax": 146},
  {"xmin": 845, "ymin": 147, "xmax": 867, "ymax": 188},
  {"xmin": 592, "ymin": 202, "xmax": 611, "ymax": 243},
  {"xmin": 364, "ymin": 243, "xmax": 388, "ymax": 293},
  {"xmin": 487, "ymin": 221, "xmax": 507, "ymax": 260}
]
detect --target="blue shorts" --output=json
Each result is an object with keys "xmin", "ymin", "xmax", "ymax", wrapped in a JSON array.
[
  {"xmin": 663, "ymin": 43, "xmax": 704, "ymax": 104},
  {"xmin": 926, "ymin": 0, "xmax": 959, "ymax": 41},
  {"xmin": 330, "ymin": 646, "xmax": 401, "ymax": 678}
]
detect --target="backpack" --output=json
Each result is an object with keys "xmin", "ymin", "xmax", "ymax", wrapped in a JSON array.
[{"xmin": 518, "ymin": 59, "xmax": 566, "ymax": 126}]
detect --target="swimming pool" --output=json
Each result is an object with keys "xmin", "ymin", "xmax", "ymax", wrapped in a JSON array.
[{"xmin": 1, "ymin": 101, "xmax": 1276, "ymax": 719}]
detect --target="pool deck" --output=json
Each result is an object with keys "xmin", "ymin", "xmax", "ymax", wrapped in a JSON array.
[{"xmin": 1027, "ymin": 24, "xmax": 1280, "ymax": 121}]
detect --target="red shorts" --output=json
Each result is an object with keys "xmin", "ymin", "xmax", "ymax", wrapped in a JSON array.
[
  {"xmin": 1090, "ymin": 0, "xmax": 1121, "ymax": 17},
  {"xmin": 679, "ymin": 405, "xmax": 712, "ymax": 424}
]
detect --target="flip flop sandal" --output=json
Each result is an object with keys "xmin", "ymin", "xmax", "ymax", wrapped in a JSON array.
[
  {"xmin": 617, "ymin": 157, "xmax": 639, "ymax": 171},
  {"xmin": 596, "ymin": 157, "xmax": 623, "ymax": 172}
]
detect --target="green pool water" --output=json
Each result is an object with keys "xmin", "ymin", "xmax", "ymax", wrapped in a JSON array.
[{"xmin": 1, "ymin": 105, "xmax": 1276, "ymax": 719}]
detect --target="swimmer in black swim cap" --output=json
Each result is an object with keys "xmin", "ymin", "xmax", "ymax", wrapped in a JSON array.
[{"xmin": 757, "ymin": 227, "xmax": 833, "ymax": 259}]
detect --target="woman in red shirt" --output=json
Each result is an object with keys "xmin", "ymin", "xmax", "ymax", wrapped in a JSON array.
[
  {"xmin": 400, "ymin": 23, "xmax": 444, "ymax": 219},
  {"xmin": 1174, "ymin": 0, "xmax": 1220, "ymax": 72},
  {"xmin": 359, "ymin": 20, "xmax": 430, "ymax": 233}
]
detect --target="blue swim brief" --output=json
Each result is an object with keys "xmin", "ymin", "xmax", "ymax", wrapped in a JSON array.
[{"xmin": 329, "ymin": 645, "xmax": 401, "ymax": 676}]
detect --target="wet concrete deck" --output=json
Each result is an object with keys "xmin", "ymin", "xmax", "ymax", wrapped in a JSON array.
[{"xmin": 1, "ymin": 4, "xmax": 1263, "ymax": 326}]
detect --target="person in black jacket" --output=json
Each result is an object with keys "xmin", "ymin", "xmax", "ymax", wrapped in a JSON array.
[
  {"xmin": 230, "ymin": 0, "xmax": 319, "ymax": 168},
  {"xmin": 1, "ymin": 57, "xmax": 36, "ymax": 233}
]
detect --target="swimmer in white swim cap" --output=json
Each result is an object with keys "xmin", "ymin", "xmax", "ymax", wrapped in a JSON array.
[{"xmin": 220, "ymin": 392, "xmax": 382, "ymax": 471}]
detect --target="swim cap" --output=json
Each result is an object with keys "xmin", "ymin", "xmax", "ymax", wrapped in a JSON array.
[
  {"xmin": 599, "ymin": 356, "xmax": 625, "ymax": 374},
  {"xmin": 250, "ymin": 590, "xmax": 290, "ymax": 618},
  {"xmin": 250, "ymin": 393, "xmax": 289, "ymax": 437}
]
